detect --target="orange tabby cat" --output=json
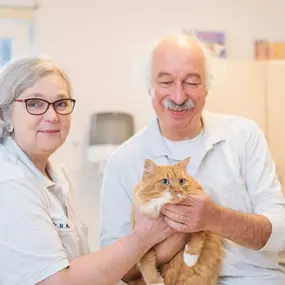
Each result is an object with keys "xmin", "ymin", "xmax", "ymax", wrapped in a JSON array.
[{"xmin": 130, "ymin": 157, "xmax": 222, "ymax": 285}]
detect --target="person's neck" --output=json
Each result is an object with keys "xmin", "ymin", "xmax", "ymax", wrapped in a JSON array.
[
  {"xmin": 12, "ymin": 136, "xmax": 50, "ymax": 178},
  {"xmin": 159, "ymin": 119, "xmax": 203, "ymax": 141},
  {"xmin": 30, "ymin": 156, "xmax": 50, "ymax": 178}
]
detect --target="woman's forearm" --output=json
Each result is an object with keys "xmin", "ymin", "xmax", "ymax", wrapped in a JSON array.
[
  {"xmin": 39, "ymin": 207, "xmax": 174, "ymax": 285},
  {"xmin": 68, "ymin": 232, "xmax": 150, "ymax": 285},
  {"xmin": 40, "ymin": 232, "xmax": 150, "ymax": 285}
]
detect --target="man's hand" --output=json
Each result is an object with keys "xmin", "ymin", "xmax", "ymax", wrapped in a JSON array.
[
  {"xmin": 161, "ymin": 194, "xmax": 272, "ymax": 250},
  {"xmin": 161, "ymin": 194, "xmax": 219, "ymax": 232}
]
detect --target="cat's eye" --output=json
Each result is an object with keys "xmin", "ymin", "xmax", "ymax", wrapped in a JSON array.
[
  {"xmin": 161, "ymin": 178, "xmax": 169, "ymax": 185},
  {"xmin": 179, "ymin": 179, "xmax": 186, "ymax": 185}
]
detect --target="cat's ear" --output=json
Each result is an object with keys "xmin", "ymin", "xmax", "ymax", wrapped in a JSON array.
[
  {"xmin": 176, "ymin": 157, "xmax": 190, "ymax": 170},
  {"xmin": 144, "ymin": 159, "xmax": 157, "ymax": 174}
]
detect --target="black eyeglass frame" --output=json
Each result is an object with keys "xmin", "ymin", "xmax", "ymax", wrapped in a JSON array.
[{"xmin": 14, "ymin": 98, "xmax": 76, "ymax": 115}]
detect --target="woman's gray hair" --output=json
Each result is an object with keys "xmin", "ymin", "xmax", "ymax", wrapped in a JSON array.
[
  {"xmin": 0, "ymin": 56, "xmax": 72, "ymax": 139},
  {"xmin": 136, "ymin": 30, "xmax": 213, "ymax": 91}
]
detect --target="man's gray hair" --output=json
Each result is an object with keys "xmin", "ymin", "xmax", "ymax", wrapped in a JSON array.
[
  {"xmin": 0, "ymin": 56, "xmax": 72, "ymax": 139},
  {"xmin": 137, "ymin": 30, "xmax": 213, "ymax": 90}
]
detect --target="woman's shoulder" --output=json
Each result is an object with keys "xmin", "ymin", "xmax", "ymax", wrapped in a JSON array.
[
  {"xmin": 0, "ymin": 151, "xmax": 26, "ymax": 182},
  {"xmin": 0, "ymin": 150, "xmax": 48, "ymax": 204}
]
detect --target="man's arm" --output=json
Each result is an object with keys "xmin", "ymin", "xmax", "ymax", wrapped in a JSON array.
[
  {"xmin": 162, "ymin": 121, "xmax": 285, "ymax": 251},
  {"xmin": 209, "ymin": 206, "xmax": 272, "ymax": 250},
  {"xmin": 239, "ymin": 121, "xmax": 285, "ymax": 251},
  {"xmin": 162, "ymin": 194, "xmax": 273, "ymax": 250}
]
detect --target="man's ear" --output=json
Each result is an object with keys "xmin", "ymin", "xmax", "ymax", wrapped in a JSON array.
[{"xmin": 148, "ymin": 87, "xmax": 155, "ymax": 97}]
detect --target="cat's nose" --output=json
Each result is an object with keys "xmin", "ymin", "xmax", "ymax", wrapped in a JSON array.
[{"xmin": 173, "ymin": 189, "xmax": 180, "ymax": 194}]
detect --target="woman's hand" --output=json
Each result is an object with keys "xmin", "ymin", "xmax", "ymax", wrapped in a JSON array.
[{"xmin": 133, "ymin": 208, "xmax": 174, "ymax": 248}]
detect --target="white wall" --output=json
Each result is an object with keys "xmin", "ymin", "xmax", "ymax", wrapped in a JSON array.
[
  {"xmin": 34, "ymin": 0, "xmax": 285, "ymax": 132},
  {"xmin": 33, "ymin": 0, "xmax": 285, "ymax": 250},
  {"xmin": 0, "ymin": 0, "xmax": 36, "ymax": 7}
]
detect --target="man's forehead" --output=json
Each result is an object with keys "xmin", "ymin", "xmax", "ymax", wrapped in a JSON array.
[
  {"xmin": 151, "ymin": 51, "xmax": 205, "ymax": 78},
  {"xmin": 152, "ymin": 37, "xmax": 204, "ymax": 59},
  {"xmin": 156, "ymin": 71, "xmax": 201, "ymax": 79},
  {"xmin": 152, "ymin": 44, "xmax": 204, "ymax": 67}
]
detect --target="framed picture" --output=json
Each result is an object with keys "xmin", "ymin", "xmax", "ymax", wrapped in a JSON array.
[
  {"xmin": 255, "ymin": 39, "xmax": 285, "ymax": 60},
  {"xmin": 185, "ymin": 30, "xmax": 227, "ymax": 58}
]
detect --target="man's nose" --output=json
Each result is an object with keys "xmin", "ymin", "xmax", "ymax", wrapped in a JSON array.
[{"xmin": 170, "ymin": 82, "xmax": 187, "ymax": 105}]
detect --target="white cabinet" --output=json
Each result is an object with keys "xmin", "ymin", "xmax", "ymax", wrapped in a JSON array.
[
  {"xmin": 206, "ymin": 60, "xmax": 266, "ymax": 132},
  {"xmin": 266, "ymin": 62, "xmax": 285, "ymax": 187}
]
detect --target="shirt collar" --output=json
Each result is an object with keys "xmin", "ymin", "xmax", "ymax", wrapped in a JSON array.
[
  {"xmin": 2, "ymin": 136, "xmax": 63, "ymax": 188},
  {"xmin": 143, "ymin": 110, "xmax": 227, "ymax": 160}
]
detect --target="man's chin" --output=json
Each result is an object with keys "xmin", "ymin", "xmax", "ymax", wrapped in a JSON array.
[{"xmin": 169, "ymin": 108, "xmax": 193, "ymax": 118}]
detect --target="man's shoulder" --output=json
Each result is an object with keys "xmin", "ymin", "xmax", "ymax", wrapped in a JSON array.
[{"xmin": 206, "ymin": 111, "xmax": 263, "ymax": 136}]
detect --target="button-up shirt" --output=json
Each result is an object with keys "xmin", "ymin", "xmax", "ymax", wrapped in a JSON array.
[{"xmin": 100, "ymin": 111, "xmax": 285, "ymax": 285}]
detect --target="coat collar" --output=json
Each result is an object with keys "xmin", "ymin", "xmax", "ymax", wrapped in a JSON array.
[{"xmin": 143, "ymin": 110, "xmax": 227, "ymax": 160}]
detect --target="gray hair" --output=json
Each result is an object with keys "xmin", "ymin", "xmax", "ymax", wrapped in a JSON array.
[
  {"xmin": 137, "ymin": 30, "xmax": 213, "ymax": 90},
  {"xmin": 0, "ymin": 56, "xmax": 72, "ymax": 139}
]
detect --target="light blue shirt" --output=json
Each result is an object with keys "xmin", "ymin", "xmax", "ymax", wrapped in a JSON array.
[{"xmin": 100, "ymin": 111, "xmax": 285, "ymax": 284}]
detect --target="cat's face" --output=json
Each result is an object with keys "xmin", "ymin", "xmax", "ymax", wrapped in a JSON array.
[{"xmin": 134, "ymin": 157, "xmax": 202, "ymax": 217}]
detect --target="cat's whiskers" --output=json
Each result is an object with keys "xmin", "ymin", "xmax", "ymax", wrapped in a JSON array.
[
  {"xmin": 140, "ymin": 191, "xmax": 172, "ymax": 218},
  {"xmin": 168, "ymin": 191, "xmax": 185, "ymax": 203},
  {"xmin": 177, "ymin": 193, "xmax": 184, "ymax": 199}
]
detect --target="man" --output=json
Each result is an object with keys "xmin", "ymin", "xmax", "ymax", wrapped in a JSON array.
[{"xmin": 99, "ymin": 33, "xmax": 285, "ymax": 285}]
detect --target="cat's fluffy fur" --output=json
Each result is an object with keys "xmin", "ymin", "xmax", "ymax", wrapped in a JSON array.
[{"xmin": 130, "ymin": 158, "xmax": 222, "ymax": 285}]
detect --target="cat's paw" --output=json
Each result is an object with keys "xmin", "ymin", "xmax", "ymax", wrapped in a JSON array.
[{"xmin": 183, "ymin": 252, "xmax": 199, "ymax": 267}]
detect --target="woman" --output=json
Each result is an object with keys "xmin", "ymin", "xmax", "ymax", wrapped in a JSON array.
[{"xmin": 0, "ymin": 57, "xmax": 174, "ymax": 285}]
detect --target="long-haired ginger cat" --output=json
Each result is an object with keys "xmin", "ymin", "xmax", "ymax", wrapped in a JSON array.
[{"xmin": 130, "ymin": 157, "xmax": 222, "ymax": 285}]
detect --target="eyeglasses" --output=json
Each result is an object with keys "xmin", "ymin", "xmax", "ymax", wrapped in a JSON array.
[{"xmin": 14, "ymin": 98, "xmax": 76, "ymax": 115}]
